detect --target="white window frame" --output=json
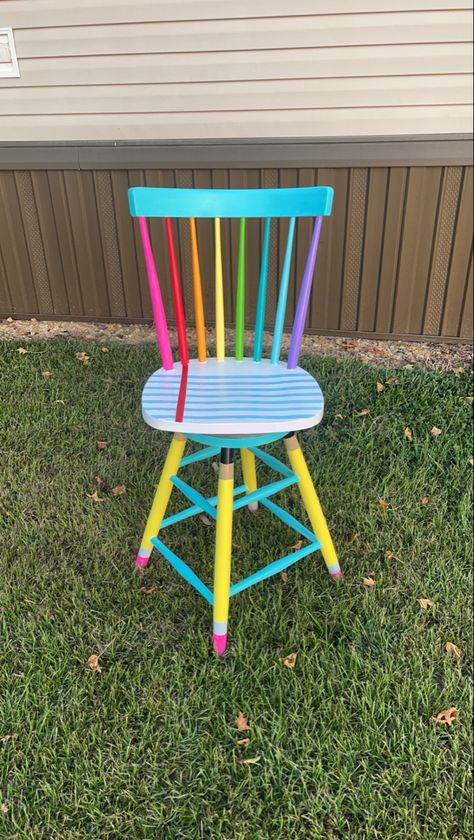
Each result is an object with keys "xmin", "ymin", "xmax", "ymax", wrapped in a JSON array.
[{"xmin": 0, "ymin": 28, "xmax": 20, "ymax": 78}]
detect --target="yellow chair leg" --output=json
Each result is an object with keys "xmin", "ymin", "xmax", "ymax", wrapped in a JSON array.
[
  {"xmin": 241, "ymin": 448, "xmax": 258, "ymax": 511},
  {"xmin": 135, "ymin": 432, "xmax": 186, "ymax": 569},
  {"xmin": 212, "ymin": 453, "xmax": 234, "ymax": 655},
  {"xmin": 284, "ymin": 434, "xmax": 342, "ymax": 579}
]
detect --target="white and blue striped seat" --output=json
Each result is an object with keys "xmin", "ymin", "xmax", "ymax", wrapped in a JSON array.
[{"xmin": 142, "ymin": 357, "xmax": 324, "ymax": 435}]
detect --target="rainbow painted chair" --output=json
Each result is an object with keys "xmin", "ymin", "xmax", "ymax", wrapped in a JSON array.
[{"xmin": 128, "ymin": 186, "xmax": 342, "ymax": 655}]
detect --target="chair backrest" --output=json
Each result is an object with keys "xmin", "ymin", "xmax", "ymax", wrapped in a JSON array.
[{"xmin": 128, "ymin": 187, "xmax": 333, "ymax": 371}]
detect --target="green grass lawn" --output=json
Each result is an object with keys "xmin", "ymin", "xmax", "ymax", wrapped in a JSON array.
[{"xmin": 0, "ymin": 340, "xmax": 472, "ymax": 840}]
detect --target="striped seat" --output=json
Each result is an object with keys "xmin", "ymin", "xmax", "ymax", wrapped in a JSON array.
[{"xmin": 142, "ymin": 357, "xmax": 324, "ymax": 435}]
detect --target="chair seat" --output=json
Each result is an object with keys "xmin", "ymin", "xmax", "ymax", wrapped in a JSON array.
[{"xmin": 141, "ymin": 357, "xmax": 324, "ymax": 435}]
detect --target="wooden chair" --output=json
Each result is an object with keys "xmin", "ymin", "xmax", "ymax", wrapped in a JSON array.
[{"xmin": 128, "ymin": 186, "xmax": 342, "ymax": 655}]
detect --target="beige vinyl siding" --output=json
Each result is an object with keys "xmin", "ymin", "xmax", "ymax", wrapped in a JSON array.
[{"xmin": 0, "ymin": 2, "xmax": 472, "ymax": 141}]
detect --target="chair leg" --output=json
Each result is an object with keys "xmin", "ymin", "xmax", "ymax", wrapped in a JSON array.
[
  {"xmin": 241, "ymin": 448, "xmax": 258, "ymax": 511},
  {"xmin": 284, "ymin": 433, "xmax": 342, "ymax": 579},
  {"xmin": 135, "ymin": 432, "xmax": 186, "ymax": 569},
  {"xmin": 212, "ymin": 449, "xmax": 234, "ymax": 655}
]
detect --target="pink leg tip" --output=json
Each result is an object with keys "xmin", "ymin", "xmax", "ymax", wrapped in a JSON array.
[
  {"xmin": 330, "ymin": 569, "xmax": 343, "ymax": 580},
  {"xmin": 212, "ymin": 633, "xmax": 228, "ymax": 656},
  {"xmin": 135, "ymin": 554, "xmax": 150, "ymax": 569},
  {"xmin": 247, "ymin": 503, "xmax": 259, "ymax": 512}
]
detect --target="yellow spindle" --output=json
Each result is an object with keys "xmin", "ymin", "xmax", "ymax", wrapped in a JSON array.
[{"xmin": 214, "ymin": 217, "xmax": 225, "ymax": 361}]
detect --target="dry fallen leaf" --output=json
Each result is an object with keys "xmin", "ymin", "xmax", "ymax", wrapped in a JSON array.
[
  {"xmin": 335, "ymin": 413, "xmax": 343, "ymax": 420},
  {"xmin": 140, "ymin": 586, "xmax": 156, "ymax": 595},
  {"xmin": 463, "ymin": 396, "xmax": 474, "ymax": 403},
  {"xmin": 289, "ymin": 539, "xmax": 303, "ymax": 552},
  {"xmin": 211, "ymin": 461, "xmax": 219, "ymax": 473},
  {"xmin": 1, "ymin": 803, "xmax": 8, "ymax": 815},
  {"xmin": 111, "ymin": 485, "xmax": 126, "ymax": 496},
  {"xmin": 87, "ymin": 654, "xmax": 101, "ymax": 673},
  {"xmin": 41, "ymin": 371, "xmax": 53, "ymax": 378},
  {"xmin": 432, "ymin": 707, "xmax": 458, "ymax": 726},
  {"xmin": 452, "ymin": 367, "xmax": 464, "ymax": 376},
  {"xmin": 87, "ymin": 491, "xmax": 105, "ymax": 503},
  {"xmin": 199, "ymin": 514, "xmax": 212, "ymax": 526},
  {"xmin": 96, "ymin": 440, "xmax": 108, "ymax": 450},
  {"xmin": 101, "ymin": 347, "xmax": 109, "ymax": 353},
  {"xmin": 16, "ymin": 347, "xmax": 28, "ymax": 354},
  {"xmin": 356, "ymin": 408, "xmax": 370, "ymax": 417},
  {"xmin": 430, "ymin": 426, "xmax": 442, "ymax": 438},
  {"xmin": 280, "ymin": 571, "xmax": 289, "ymax": 584},
  {"xmin": 445, "ymin": 642, "xmax": 462, "ymax": 659},
  {"xmin": 237, "ymin": 738, "xmax": 250, "ymax": 747},
  {"xmin": 417, "ymin": 598, "xmax": 433, "ymax": 610},
  {"xmin": 54, "ymin": 399, "xmax": 65, "ymax": 404},
  {"xmin": 404, "ymin": 427, "xmax": 413, "ymax": 442},
  {"xmin": 420, "ymin": 496, "xmax": 430, "ymax": 506},
  {"xmin": 234, "ymin": 712, "xmax": 251, "ymax": 732},
  {"xmin": 362, "ymin": 577, "xmax": 376, "ymax": 587},
  {"xmin": 376, "ymin": 382, "xmax": 385, "ymax": 393},
  {"xmin": 0, "ymin": 734, "xmax": 16, "ymax": 744},
  {"xmin": 386, "ymin": 377, "xmax": 400, "ymax": 386},
  {"xmin": 378, "ymin": 499, "xmax": 389, "ymax": 512},
  {"xmin": 93, "ymin": 476, "xmax": 108, "ymax": 491},
  {"xmin": 75, "ymin": 351, "xmax": 90, "ymax": 366},
  {"xmin": 348, "ymin": 532, "xmax": 360, "ymax": 545},
  {"xmin": 239, "ymin": 756, "xmax": 261, "ymax": 765},
  {"xmin": 280, "ymin": 652, "xmax": 298, "ymax": 669},
  {"xmin": 469, "ymin": 458, "xmax": 474, "ymax": 468},
  {"xmin": 384, "ymin": 550, "xmax": 394, "ymax": 559}
]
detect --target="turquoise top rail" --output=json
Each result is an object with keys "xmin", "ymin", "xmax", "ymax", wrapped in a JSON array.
[{"xmin": 128, "ymin": 186, "xmax": 334, "ymax": 218}]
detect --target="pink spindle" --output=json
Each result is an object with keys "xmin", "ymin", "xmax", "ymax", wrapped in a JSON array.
[{"xmin": 138, "ymin": 217, "xmax": 173, "ymax": 370}]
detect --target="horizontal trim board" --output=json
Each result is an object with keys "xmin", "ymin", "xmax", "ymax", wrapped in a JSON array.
[{"xmin": 0, "ymin": 135, "xmax": 472, "ymax": 169}]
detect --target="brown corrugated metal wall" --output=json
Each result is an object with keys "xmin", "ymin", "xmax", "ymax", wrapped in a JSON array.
[{"xmin": 0, "ymin": 165, "xmax": 472, "ymax": 341}]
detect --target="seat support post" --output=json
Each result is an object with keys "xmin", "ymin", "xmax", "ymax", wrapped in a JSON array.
[
  {"xmin": 212, "ymin": 448, "xmax": 234, "ymax": 655},
  {"xmin": 135, "ymin": 432, "xmax": 186, "ymax": 568},
  {"xmin": 284, "ymin": 433, "xmax": 342, "ymax": 579},
  {"xmin": 241, "ymin": 448, "xmax": 259, "ymax": 511}
]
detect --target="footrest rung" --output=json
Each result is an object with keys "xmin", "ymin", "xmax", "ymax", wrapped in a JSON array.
[
  {"xmin": 161, "ymin": 484, "xmax": 247, "ymax": 528},
  {"xmin": 229, "ymin": 541, "xmax": 321, "ymax": 597},
  {"xmin": 261, "ymin": 497, "xmax": 318, "ymax": 544},
  {"xmin": 151, "ymin": 536, "xmax": 214, "ymax": 604},
  {"xmin": 170, "ymin": 475, "xmax": 218, "ymax": 519},
  {"xmin": 232, "ymin": 474, "xmax": 298, "ymax": 512}
]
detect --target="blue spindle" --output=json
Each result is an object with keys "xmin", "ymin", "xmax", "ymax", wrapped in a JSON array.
[{"xmin": 253, "ymin": 218, "xmax": 271, "ymax": 362}]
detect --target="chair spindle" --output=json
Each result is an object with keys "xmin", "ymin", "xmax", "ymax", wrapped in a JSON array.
[
  {"xmin": 165, "ymin": 218, "xmax": 189, "ymax": 368},
  {"xmin": 288, "ymin": 216, "xmax": 323, "ymax": 370},
  {"xmin": 254, "ymin": 218, "xmax": 271, "ymax": 363},
  {"xmin": 214, "ymin": 217, "xmax": 225, "ymax": 361},
  {"xmin": 189, "ymin": 218, "xmax": 206, "ymax": 363},
  {"xmin": 235, "ymin": 218, "xmax": 246, "ymax": 361},
  {"xmin": 138, "ymin": 216, "xmax": 173, "ymax": 371},
  {"xmin": 271, "ymin": 217, "xmax": 296, "ymax": 365}
]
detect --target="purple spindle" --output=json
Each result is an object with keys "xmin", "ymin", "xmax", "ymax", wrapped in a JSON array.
[{"xmin": 287, "ymin": 216, "xmax": 323, "ymax": 370}]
